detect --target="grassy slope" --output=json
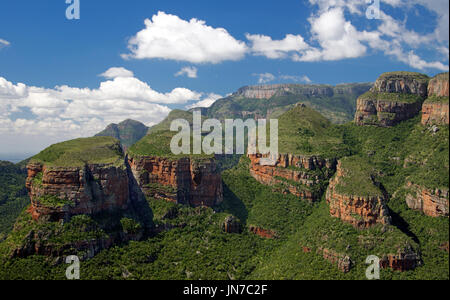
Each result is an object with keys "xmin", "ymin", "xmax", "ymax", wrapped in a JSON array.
[
  {"xmin": 30, "ymin": 136, "xmax": 124, "ymax": 167},
  {"xmin": 95, "ymin": 119, "xmax": 148, "ymax": 148}
]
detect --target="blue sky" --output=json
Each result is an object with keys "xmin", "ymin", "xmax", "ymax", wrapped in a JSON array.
[{"xmin": 0, "ymin": 0, "xmax": 449, "ymax": 157}]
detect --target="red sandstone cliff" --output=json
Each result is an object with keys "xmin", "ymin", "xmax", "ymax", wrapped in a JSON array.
[
  {"xmin": 26, "ymin": 162, "xmax": 130, "ymax": 221},
  {"xmin": 128, "ymin": 156, "xmax": 223, "ymax": 207},
  {"xmin": 405, "ymin": 182, "xmax": 449, "ymax": 217},
  {"xmin": 326, "ymin": 160, "xmax": 391, "ymax": 228},
  {"xmin": 248, "ymin": 153, "xmax": 336, "ymax": 202},
  {"xmin": 355, "ymin": 72, "xmax": 428, "ymax": 127},
  {"xmin": 421, "ymin": 72, "xmax": 449, "ymax": 126}
]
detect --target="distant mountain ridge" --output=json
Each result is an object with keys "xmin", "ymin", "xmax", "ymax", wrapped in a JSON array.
[{"xmin": 95, "ymin": 119, "xmax": 149, "ymax": 149}]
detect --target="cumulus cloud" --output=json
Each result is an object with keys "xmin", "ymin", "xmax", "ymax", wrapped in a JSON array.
[
  {"xmin": 186, "ymin": 93, "xmax": 223, "ymax": 109},
  {"xmin": 253, "ymin": 73, "xmax": 276, "ymax": 84},
  {"xmin": 0, "ymin": 68, "xmax": 211, "ymax": 154},
  {"xmin": 175, "ymin": 66, "xmax": 198, "ymax": 78},
  {"xmin": 279, "ymin": 75, "xmax": 312, "ymax": 83},
  {"xmin": 100, "ymin": 67, "xmax": 134, "ymax": 79},
  {"xmin": 253, "ymin": 73, "xmax": 313, "ymax": 84},
  {"xmin": 246, "ymin": 34, "xmax": 310, "ymax": 59},
  {"xmin": 244, "ymin": 0, "xmax": 448, "ymax": 71},
  {"xmin": 122, "ymin": 11, "xmax": 247, "ymax": 64}
]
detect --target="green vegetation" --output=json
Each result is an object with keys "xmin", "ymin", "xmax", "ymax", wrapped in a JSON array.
[
  {"xmin": 30, "ymin": 136, "xmax": 125, "ymax": 167},
  {"xmin": 121, "ymin": 218, "xmax": 142, "ymax": 234},
  {"xmin": 359, "ymin": 91, "xmax": 424, "ymax": 103},
  {"xmin": 424, "ymin": 95, "xmax": 449, "ymax": 103},
  {"xmin": 379, "ymin": 71, "xmax": 430, "ymax": 84},
  {"xmin": 148, "ymin": 110, "xmax": 194, "ymax": 133},
  {"xmin": 0, "ymin": 161, "xmax": 28, "ymax": 237},
  {"xmin": 95, "ymin": 119, "xmax": 149, "ymax": 148},
  {"xmin": 0, "ymin": 88, "xmax": 448, "ymax": 280},
  {"xmin": 204, "ymin": 83, "xmax": 372, "ymax": 124},
  {"xmin": 37, "ymin": 195, "xmax": 73, "ymax": 208},
  {"xmin": 276, "ymin": 105, "xmax": 352, "ymax": 158},
  {"xmin": 128, "ymin": 130, "xmax": 213, "ymax": 160},
  {"xmin": 333, "ymin": 156, "xmax": 383, "ymax": 197}
]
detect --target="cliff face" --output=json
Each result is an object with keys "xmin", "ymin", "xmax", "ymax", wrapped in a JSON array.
[
  {"xmin": 380, "ymin": 247, "xmax": 421, "ymax": 271},
  {"xmin": 129, "ymin": 156, "xmax": 223, "ymax": 207},
  {"xmin": 421, "ymin": 72, "xmax": 449, "ymax": 126},
  {"xmin": 326, "ymin": 160, "xmax": 391, "ymax": 228},
  {"xmin": 26, "ymin": 162, "xmax": 130, "ymax": 221},
  {"xmin": 355, "ymin": 72, "xmax": 428, "ymax": 127},
  {"xmin": 371, "ymin": 72, "xmax": 429, "ymax": 98},
  {"xmin": 234, "ymin": 84, "xmax": 334, "ymax": 99},
  {"xmin": 405, "ymin": 182, "xmax": 449, "ymax": 217},
  {"xmin": 248, "ymin": 153, "xmax": 336, "ymax": 202},
  {"xmin": 355, "ymin": 97, "xmax": 423, "ymax": 127}
]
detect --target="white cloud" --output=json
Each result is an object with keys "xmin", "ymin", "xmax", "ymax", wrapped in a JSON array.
[
  {"xmin": 246, "ymin": 34, "xmax": 310, "ymax": 59},
  {"xmin": 0, "ymin": 68, "xmax": 210, "ymax": 153},
  {"xmin": 100, "ymin": 67, "xmax": 134, "ymax": 79},
  {"xmin": 123, "ymin": 11, "xmax": 247, "ymax": 64},
  {"xmin": 253, "ymin": 73, "xmax": 276, "ymax": 84},
  {"xmin": 186, "ymin": 93, "xmax": 223, "ymax": 109},
  {"xmin": 280, "ymin": 75, "xmax": 312, "ymax": 83},
  {"xmin": 296, "ymin": 7, "xmax": 367, "ymax": 62},
  {"xmin": 0, "ymin": 39, "xmax": 10, "ymax": 49},
  {"xmin": 175, "ymin": 66, "xmax": 198, "ymax": 78},
  {"xmin": 244, "ymin": 0, "xmax": 448, "ymax": 71}
]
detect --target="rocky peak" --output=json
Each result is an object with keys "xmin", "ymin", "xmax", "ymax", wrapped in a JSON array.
[
  {"xmin": 371, "ymin": 72, "xmax": 429, "ymax": 98},
  {"xmin": 233, "ymin": 84, "xmax": 334, "ymax": 99},
  {"xmin": 427, "ymin": 72, "xmax": 449, "ymax": 97}
]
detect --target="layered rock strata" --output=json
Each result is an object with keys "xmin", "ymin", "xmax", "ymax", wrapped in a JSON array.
[{"xmin": 128, "ymin": 156, "xmax": 223, "ymax": 207}]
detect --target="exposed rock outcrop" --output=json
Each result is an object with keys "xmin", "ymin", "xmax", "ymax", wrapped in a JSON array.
[
  {"xmin": 380, "ymin": 247, "xmax": 421, "ymax": 271},
  {"xmin": 248, "ymin": 153, "xmax": 336, "ymax": 202},
  {"xmin": 421, "ymin": 72, "xmax": 449, "ymax": 126},
  {"xmin": 317, "ymin": 247, "xmax": 353, "ymax": 273},
  {"xmin": 326, "ymin": 159, "xmax": 391, "ymax": 228},
  {"xmin": 234, "ymin": 84, "xmax": 334, "ymax": 99},
  {"xmin": 405, "ymin": 182, "xmax": 449, "ymax": 217},
  {"xmin": 128, "ymin": 156, "xmax": 223, "ymax": 207},
  {"xmin": 26, "ymin": 162, "xmax": 130, "ymax": 221},
  {"xmin": 248, "ymin": 225, "xmax": 277, "ymax": 239},
  {"xmin": 355, "ymin": 72, "xmax": 429, "ymax": 127},
  {"xmin": 222, "ymin": 215, "xmax": 241, "ymax": 234},
  {"xmin": 371, "ymin": 72, "xmax": 429, "ymax": 97}
]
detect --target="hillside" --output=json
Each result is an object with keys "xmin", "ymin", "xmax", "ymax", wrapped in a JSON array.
[
  {"xmin": 0, "ymin": 72, "xmax": 448, "ymax": 280},
  {"xmin": 95, "ymin": 119, "xmax": 149, "ymax": 149},
  {"xmin": 204, "ymin": 83, "xmax": 372, "ymax": 124}
]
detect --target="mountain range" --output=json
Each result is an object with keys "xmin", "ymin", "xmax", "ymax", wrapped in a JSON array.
[{"xmin": 0, "ymin": 72, "xmax": 448, "ymax": 280}]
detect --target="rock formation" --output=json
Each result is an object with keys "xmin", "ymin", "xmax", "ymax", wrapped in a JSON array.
[
  {"xmin": 128, "ymin": 156, "xmax": 223, "ymax": 207},
  {"xmin": 405, "ymin": 182, "xmax": 449, "ymax": 217},
  {"xmin": 326, "ymin": 158, "xmax": 391, "ymax": 228},
  {"xmin": 355, "ymin": 72, "xmax": 429, "ymax": 126},
  {"xmin": 380, "ymin": 246, "xmax": 421, "ymax": 271},
  {"xmin": 317, "ymin": 247, "xmax": 353, "ymax": 273},
  {"xmin": 248, "ymin": 153, "xmax": 336, "ymax": 202},
  {"xmin": 8, "ymin": 137, "xmax": 152, "ymax": 259},
  {"xmin": 222, "ymin": 215, "xmax": 241, "ymax": 234},
  {"xmin": 26, "ymin": 162, "xmax": 131, "ymax": 221},
  {"xmin": 233, "ymin": 84, "xmax": 334, "ymax": 99},
  {"xmin": 248, "ymin": 225, "xmax": 277, "ymax": 239},
  {"xmin": 421, "ymin": 72, "xmax": 449, "ymax": 126}
]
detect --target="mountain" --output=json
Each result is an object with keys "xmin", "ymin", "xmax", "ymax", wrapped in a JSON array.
[
  {"xmin": 0, "ymin": 73, "xmax": 448, "ymax": 280},
  {"xmin": 203, "ymin": 83, "xmax": 372, "ymax": 124},
  {"xmin": 95, "ymin": 119, "xmax": 149, "ymax": 149}
]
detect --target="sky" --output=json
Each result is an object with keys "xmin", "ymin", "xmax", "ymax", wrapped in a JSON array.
[{"xmin": 0, "ymin": 0, "xmax": 449, "ymax": 158}]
